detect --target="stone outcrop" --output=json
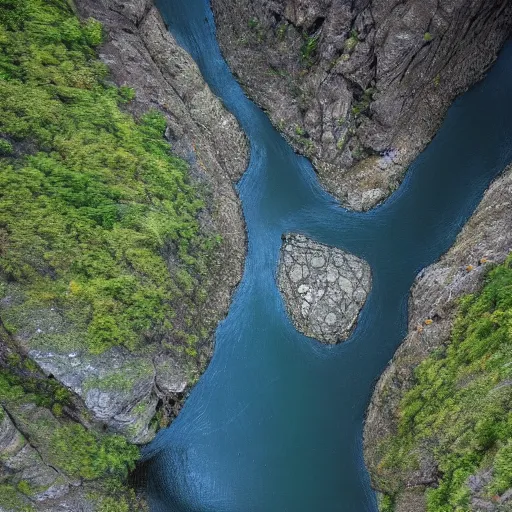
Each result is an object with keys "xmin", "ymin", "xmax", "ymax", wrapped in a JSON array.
[
  {"xmin": 0, "ymin": 403, "xmax": 101, "ymax": 511},
  {"xmin": 211, "ymin": 0, "xmax": 512, "ymax": 210},
  {"xmin": 363, "ymin": 164, "xmax": 512, "ymax": 511},
  {"xmin": 277, "ymin": 234, "xmax": 371, "ymax": 343},
  {"xmin": 0, "ymin": 0, "xmax": 248, "ymax": 446}
]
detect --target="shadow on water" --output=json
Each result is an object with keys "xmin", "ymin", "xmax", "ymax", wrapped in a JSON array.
[{"xmin": 139, "ymin": 1, "xmax": 512, "ymax": 510}]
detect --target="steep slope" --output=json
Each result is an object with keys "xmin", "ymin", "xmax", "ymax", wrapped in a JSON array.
[
  {"xmin": 364, "ymin": 164, "xmax": 512, "ymax": 511},
  {"xmin": 0, "ymin": 0, "xmax": 248, "ymax": 509},
  {"xmin": 211, "ymin": 0, "xmax": 512, "ymax": 209}
]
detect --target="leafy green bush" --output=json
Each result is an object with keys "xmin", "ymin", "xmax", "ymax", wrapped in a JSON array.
[
  {"xmin": 377, "ymin": 255, "xmax": 512, "ymax": 511},
  {"xmin": 301, "ymin": 34, "xmax": 319, "ymax": 66},
  {"xmin": 0, "ymin": 138, "xmax": 12, "ymax": 155},
  {"xmin": 50, "ymin": 424, "xmax": 139, "ymax": 480},
  {"xmin": 0, "ymin": 484, "xmax": 33, "ymax": 512},
  {"xmin": 0, "ymin": 0, "xmax": 215, "ymax": 355}
]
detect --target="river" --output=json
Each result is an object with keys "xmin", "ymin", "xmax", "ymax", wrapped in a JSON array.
[{"xmin": 141, "ymin": 1, "xmax": 512, "ymax": 510}]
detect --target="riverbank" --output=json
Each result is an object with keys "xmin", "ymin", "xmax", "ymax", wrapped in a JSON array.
[
  {"xmin": 364, "ymin": 163, "xmax": 512, "ymax": 511},
  {"xmin": 210, "ymin": 0, "xmax": 512, "ymax": 210},
  {"xmin": 0, "ymin": 0, "xmax": 248, "ymax": 509}
]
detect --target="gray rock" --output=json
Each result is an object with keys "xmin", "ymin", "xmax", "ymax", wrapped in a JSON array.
[
  {"xmin": 0, "ymin": 406, "xmax": 76, "ymax": 508},
  {"xmin": 29, "ymin": 346, "xmax": 157, "ymax": 444},
  {"xmin": 211, "ymin": 0, "xmax": 512, "ymax": 210},
  {"xmin": 278, "ymin": 234, "xmax": 371, "ymax": 343}
]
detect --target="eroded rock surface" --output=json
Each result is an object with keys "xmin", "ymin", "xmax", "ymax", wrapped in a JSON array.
[
  {"xmin": 278, "ymin": 234, "xmax": 371, "ymax": 343},
  {"xmin": 0, "ymin": 404, "xmax": 98, "ymax": 511},
  {"xmin": 364, "ymin": 164, "xmax": 512, "ymax": 511},
  {"xmin": 211, "ymin": 0, "xmax": 512, "ymax": 210}
]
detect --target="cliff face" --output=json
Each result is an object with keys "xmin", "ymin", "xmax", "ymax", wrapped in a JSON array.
[
  {"xmin": 0, "ymin": 0, "xmax": 248, "ymax": 509},
  {"xmin": 17, "ymin": 0, "xmax": 248, "ymax": 445},
  {"xmin": 211, "ymin": 0, "xmax": 512, "ymax": 210},
  {"xmin": 364, "ymin": 164, "xmax": 512, "ymax": 511}
]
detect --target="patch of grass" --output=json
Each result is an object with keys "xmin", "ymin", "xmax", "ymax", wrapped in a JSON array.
[
  {"xmin": 301, "ymin": 33, "xmax": 319, "ymax": 67},
  {"xmin": 376, "ymin": 254, "xmax": 512, "ymax": 510}
]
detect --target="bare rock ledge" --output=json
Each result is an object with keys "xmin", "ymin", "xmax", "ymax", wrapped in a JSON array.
[{"xmin": 277, "ymin": 234, "xmax": 372, "ymax": 344}]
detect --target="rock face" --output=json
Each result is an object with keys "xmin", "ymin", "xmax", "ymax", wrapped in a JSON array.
[
  {"xmin": 0, "ymin": 402, "xmax": 106, "ymax": 511},
  {"xmin": 2, "ymin": 0, "xmax": 248, "ymax": 445},
  {"xmin": 278, "ymin": 234, "xmax": 371, "ymax": 343},
  {"xmin": 211, "ymin": 0, "xmax": 512, "ymax": 210},
  {"xmin": 363, "ymin": 164, "xmax": 512, "ymax": 511}
]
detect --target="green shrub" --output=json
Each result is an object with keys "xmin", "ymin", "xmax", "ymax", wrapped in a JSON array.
[
  {"xmin": 344, "ymin": 30, "xmax": 359, "ymax": 53},
  {"xmin": 50, "ymin": 424, "xmax": 139, "ymax": 480},
  {"xmin": 301, "ymin": 34, "xmax": 319, "ymax": 66},
  {"xmin": 0, "ymin": 138, "xmax": 13, "ymax": 155},
  {"xmin": 0, "ymin": 484, "xmax": 33, "ymax": 511},
  {"xmin": 376, "ymin": 255, "xmax": 512, "ymax": 510}
]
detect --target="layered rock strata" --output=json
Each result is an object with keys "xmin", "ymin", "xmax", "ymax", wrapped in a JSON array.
[
  {"xmin": 211, "ymin": 0, "xmax": 512, "ymax": 210},
  {"xmin": 277, "ymin": 234, "xmax": 371, "ymax": 343}
]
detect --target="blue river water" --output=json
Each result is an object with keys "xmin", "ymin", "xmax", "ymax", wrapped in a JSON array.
[{"xmin": 142, "ymin": 2, "xmax": 512, "ymax": 510}]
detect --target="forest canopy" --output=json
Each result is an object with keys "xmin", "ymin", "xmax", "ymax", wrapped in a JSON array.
[{"xmin": 0, "ymin": 0, "xmax": 215, "ymax": 356}]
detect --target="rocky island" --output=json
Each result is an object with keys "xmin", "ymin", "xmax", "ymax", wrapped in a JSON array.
[{"xmin": 278, "ymin": 234, "xmax": 371, "ymax": 343}]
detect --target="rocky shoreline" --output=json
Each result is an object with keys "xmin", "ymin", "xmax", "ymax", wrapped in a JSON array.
[
  {"xmin": 210, "ymin": 0, "xmax": 512, "ymax": 210},
  {"xmin": 364, "ymin": 163, "xmax": 512, "ymax": 511}
]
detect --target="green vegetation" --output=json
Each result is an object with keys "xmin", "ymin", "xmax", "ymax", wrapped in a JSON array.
[
  {"xmin": 344, "ymin": 29, "xmax": 359, "ymax": 53},
  {"xmin": 0, "ymin": 359, "xmax": 139, "ymax": 482},
  {"xmin": 0, "ymin": 353, "xmax": 72, "ymax": 412},
  {"xmin": 301, "ymin": 33, "xmax": 319, "ymax": 67},
  {"xmin": 0, "ymin": 484, "xmax": 33, "ymax": 512},
  {"xmin": 351, "ymin": 88, "xmax": 376, "ymax": 118},
  {"xmin": 377, "ymin": 255, "xmax": 512, "ymax": 511},
  {"xmin": 247, "ymin": 17, "xmax": 258, "ymax": 29},
  {"xmin": 294, "ymin": 125, "xmax": 305, "ymax": 137},
  {"xmin": 276, "ymin": 22, "xmax": 288, "ymax": 41},
  {"xmin": 0, "ymin": 357, "xmax": 141, "ymax": 507},
  {"xmin": 423, "ymin": 32, "xmax": 433, "ymax": 42},
  {"xmin": 0, "ymin": 0, "xmax": 217, "ymax": 356},
  {"xmin": 50, "ymin": 424, "xmax": 138, "ymax": 480}
]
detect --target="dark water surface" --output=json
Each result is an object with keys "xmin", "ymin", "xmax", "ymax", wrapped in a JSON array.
[{"xmin": 142, "ymin": 2, "xmax": 512, "ymax": 509}]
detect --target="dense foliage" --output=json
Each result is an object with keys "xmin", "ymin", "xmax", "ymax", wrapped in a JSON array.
[
  {"xmin": 379, "ymin": 255, "xmax": 512, "ymax": 511},
  {"xmin": 0, "ymin": 0, "xmax": 214, "ymax": 355}
]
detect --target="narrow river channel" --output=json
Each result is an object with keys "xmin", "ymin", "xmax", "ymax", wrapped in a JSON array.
[{"xmin": 142, "ymin": 2, "xmax": 512, "ymax": 510}]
